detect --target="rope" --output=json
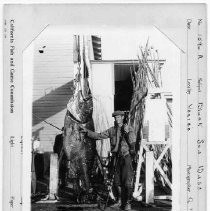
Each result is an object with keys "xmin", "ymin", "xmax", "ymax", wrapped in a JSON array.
[{"xmin": 32, "ymin": 113, "xmax": 62, "ymax": 131}]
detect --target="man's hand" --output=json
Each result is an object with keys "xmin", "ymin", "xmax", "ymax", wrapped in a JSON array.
[{"xmin": 123, "ymin": 123, "xmax": 129, "ymax": 134}]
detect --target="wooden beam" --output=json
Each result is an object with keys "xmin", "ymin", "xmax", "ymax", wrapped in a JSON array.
[
  {"xmin": 142, "ymin": 141, "xmax": 171, "ymax": 145},
  {"xmin": 154, "ymin": 195, "xmax": 172, "ymax": 200},
  {"xmin": 49, "ymin": 153, "xmax": 59, "ymax": 200},
  {"xmin": 155, "ymin": 164, "xmax": 172, "ymax": 189},
  {"xmin": 133, "ymin": 145, "xmax": 144, "ymax": 200},
  {"xmin": 90, "ymin": 59, "xmax": 166, "ymax": 65},
  {"xmin": 154, "ymin": 145, "xmax": 170, "ymax": 167},
  {"xmin": 146, "ymin": 151, "xmax": 154, "ymax": 204}
]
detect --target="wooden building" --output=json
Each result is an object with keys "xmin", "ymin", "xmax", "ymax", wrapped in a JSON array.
[
  {"xmin": 32, "ymin": 27, "xmax": 75, "ymax": 152},
  {"xmin": 32, "ymin": 26, "xmax": 180, "ymax": 156}
]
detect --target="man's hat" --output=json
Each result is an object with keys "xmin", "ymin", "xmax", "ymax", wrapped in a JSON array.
[{"xmin": 112, "ymin": 110, "xmax": 125, "ymax": 117}]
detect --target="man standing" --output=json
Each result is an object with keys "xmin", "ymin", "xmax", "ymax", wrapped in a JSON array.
[
  {"xmin": 53, "ymin": 127, "xmax": 67, "ymax": 188},
  {"xmin": 82, "ymin": 111, "xmax": 136, "ymax": 210}
]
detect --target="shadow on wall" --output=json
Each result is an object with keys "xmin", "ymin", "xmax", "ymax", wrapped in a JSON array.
[
  {"xmin": 32, "ymin": 127, "xmax": 44, "ymax": 139},
  {"xmin": 33, "ymin": 80, "xmax": 74, "ymax": 126}
]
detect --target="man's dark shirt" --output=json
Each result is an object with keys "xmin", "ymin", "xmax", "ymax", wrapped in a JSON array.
[
  {"xmin": 53, "ymin": 134, "xmax": 63, "ymax": 157},
  {"xmin": 86, "ymin": 126, "xmax": 136, "ymax": 156}
]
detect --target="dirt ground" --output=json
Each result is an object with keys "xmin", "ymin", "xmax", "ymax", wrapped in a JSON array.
[
  {"xmin": 32, "ymin": 177, "xmax": 171, "ymax": 211},
  {"xmin": 32, "ymin": 200, "xmax": 171, "ymax": 211}
]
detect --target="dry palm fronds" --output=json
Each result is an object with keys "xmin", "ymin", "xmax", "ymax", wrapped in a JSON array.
[
  {"xmin": 129, "ymin": 40, "xmax": 172, "ymax": 189},
  {"xmin": 128, "ymin": 47, "xmax": 148, "ymax": 141}
]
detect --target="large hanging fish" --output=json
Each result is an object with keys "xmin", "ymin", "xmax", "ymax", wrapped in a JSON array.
[{"xmin": 63, "ymin": 70, "xmax": 96, "ymax": 195}]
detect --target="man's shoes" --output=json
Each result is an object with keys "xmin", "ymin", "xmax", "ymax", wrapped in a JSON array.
[{"xmin": 123, "ymin": 202, "xmax": 131, "ymax": 211}]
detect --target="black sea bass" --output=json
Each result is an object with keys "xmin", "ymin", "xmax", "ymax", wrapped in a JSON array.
[{"xmin": 63, "ymin": 71, "xmax": 96, "ymax": 193}]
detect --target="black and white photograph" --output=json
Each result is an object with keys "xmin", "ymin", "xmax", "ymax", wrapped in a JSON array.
[
  {"xmin": 2, "ymin": 3, "xmax": 207, "ymax": 211},
  {"xmin": 30, "ymin": 28, "xmax": 176, "ymax": 210}
]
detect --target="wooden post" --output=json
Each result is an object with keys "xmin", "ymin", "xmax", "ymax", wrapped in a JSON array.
[
  {"xmin": 31, "ymin": 148, "xmax": 36, "ymax": 194},
  {"xmin": 133, "ymin": 144, "xmax": 144, "ymax": 200},
  {"xmin": 49, "ymin": 153, "xmax": 59, "ymax": 200},
  {"xmin": 146, "ymin": 150, "xmax": 154, "ymax": 204}
]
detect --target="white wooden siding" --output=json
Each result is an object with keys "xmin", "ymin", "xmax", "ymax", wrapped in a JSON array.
[{"xmin": 33, "ymin": 27, "xmax": 74, "ymax": 152}]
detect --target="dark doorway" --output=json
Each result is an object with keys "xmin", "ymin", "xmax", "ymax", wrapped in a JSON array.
[{"xmin": 114, "ymin": 64, "xmax": 134, "ymax": 111}]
